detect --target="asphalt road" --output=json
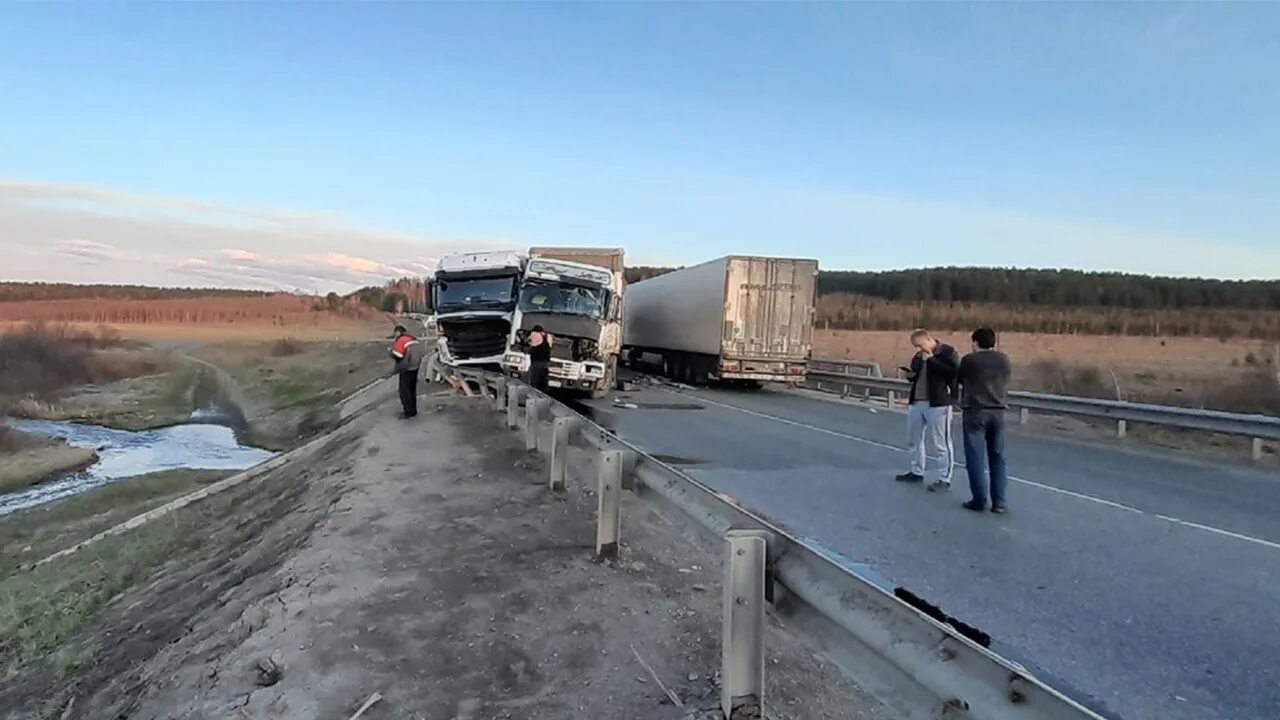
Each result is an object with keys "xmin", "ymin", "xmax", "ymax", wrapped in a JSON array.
[{"xmin": 581, "ymin": 379, "xmax": 1280, "ymax": 720}]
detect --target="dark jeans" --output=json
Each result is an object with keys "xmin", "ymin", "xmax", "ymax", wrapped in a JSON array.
[
  {"xmin": 963, "ymin": 408, "xmax": 1008, "ymax": 507},
  {"xmin": 398, "ymin": 369, "xmax": 419, "ymax": 417},
  {"xmin": 529, "ymin": 361, "xmax": 550, "ymax": 393}
]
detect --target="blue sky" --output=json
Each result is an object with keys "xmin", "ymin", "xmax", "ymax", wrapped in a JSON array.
[{"xmin": 1, "ymin": 3, "xmax": 1278, "ymax": 291}]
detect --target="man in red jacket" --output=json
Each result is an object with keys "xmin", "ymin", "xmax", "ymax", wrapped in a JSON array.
[{"xmin": 390, "ymin": 325, "xmax": 425, "ymax": 418}]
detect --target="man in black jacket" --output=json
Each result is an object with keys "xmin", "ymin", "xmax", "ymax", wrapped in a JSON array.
[
  {"xmin": 958, "ymin": 327, "xmax": 1013, "ymax": 513},
  {"xmin": 895, "ymin": 329, "xmax": 960, "ymax": 491}
]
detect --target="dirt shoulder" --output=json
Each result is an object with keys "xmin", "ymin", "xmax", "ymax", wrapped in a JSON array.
[{"xmin": 2, "ymin": 395, "xmax": 896, "ymax": 720}]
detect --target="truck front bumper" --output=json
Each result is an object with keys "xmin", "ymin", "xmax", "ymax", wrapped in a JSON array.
[{"xmin": 504, "ymin": 352, "xmax": 605, "ymax": 390}]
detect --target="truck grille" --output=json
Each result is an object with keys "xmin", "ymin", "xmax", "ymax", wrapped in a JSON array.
[{"xmin": 440, "ymin": 318, "xmax": 510, "ymax": 360}]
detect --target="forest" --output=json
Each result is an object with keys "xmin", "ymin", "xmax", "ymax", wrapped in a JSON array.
[{"xmin": 0, "ymin": 282, "xmax": 269, "ymax": 303}]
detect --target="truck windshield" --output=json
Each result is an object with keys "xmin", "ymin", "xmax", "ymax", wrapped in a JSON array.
[
  {"xmin": 518, "ymin": 280, "xmax": 606, "ymax": 319},
  {"xmin": 435, "ymin": 276, "xmax": 517, "ymax": 311}
]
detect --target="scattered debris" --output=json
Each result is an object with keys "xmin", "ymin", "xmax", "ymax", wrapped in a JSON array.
[
  {"xmin": 347, "ymin": 692, "xmax": 383, "ymax": 720},
  {"xmin": 630, "ymin": 644, "xmax": 684, "ymax": 708}
]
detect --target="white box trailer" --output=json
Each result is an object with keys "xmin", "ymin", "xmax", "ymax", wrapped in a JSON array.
[{"xmin": 623, "ymin": 256, "xmax": 818, "ymax": 384}]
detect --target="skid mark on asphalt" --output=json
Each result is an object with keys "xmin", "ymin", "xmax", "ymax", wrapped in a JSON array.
[{"xmin": 671, "ymin": 388, "xmax": 1280, "ymax": 553}]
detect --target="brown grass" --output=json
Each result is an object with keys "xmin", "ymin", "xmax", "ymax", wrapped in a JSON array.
[
  {"xmin": 816, "ymin": 293, "xmax": 1280, "ymax": 340},
  {"xmin": 0, "ymin": 324, "xmax": 167, "ymax": 402},
  {"xmin": 0, "ymin": 436, "xmax": 98, "ymax": 495},
  {"xmin": 0, "ymin": 321, "xmax": 393, "ymax": 343},
  {"xmin": 815, "ymin": 329, "xmax": 1279, "ymax": 414},
  {"xmin": 270, "ymin": 337, "xmax": 304, "ymax": 357},
  {"xmin": 0, "ymin": 295, "xmax": 382, "ymax": 325}
]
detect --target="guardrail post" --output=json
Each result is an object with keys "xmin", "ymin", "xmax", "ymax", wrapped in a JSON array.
[
  {"xmin": 1117, "ymin": 420, "xmax": 1127, "ymax": 439},
  {"xmin": 886, "ymin": 390, "xmax": 896, "ymax": 408},
  {"xmin": 506, "ymin": 386, "xmax": 522, "ymax": 430},
  {"xmin": 550, "ymin": 417, "xmax": 576, "ymax": 491},
  {"xmin": 596, "ymin": 450, "xmax": 623, "ymax": 559},
  {"xmin": 722, "ymin": 530, "xmax": 768, "ymax": 719},
  {"xmin": 494, "ymin": 377, "xmax": 507, "ymax": 412},
  {"xmin": 525, "ymin": 397, "xmax": 542, "ymax": 452},
  {"xmin": 1019, "ymin": 407, "xmax": 1029, "ymax": 425},
  {"xmin": 1253, "ymin": 438, "xmax": 1264, "ymax": 462}
]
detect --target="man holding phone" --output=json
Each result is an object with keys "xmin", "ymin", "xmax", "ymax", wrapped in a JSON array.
[{"xmin": 895, "ymin": 329, "xmax": 960, "ymax": 491}]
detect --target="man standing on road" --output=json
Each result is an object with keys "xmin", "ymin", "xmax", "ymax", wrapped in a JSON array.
[
  {"xmin": 958, "ymin": 327, "xmax": 1013, "ymax": 514},
  {"xmin": 526, "ymin": 324, "xmax": 554, "ymax": 393},
  {"xmin": 390, "ymin": 325, "xmax": 425, "ymax": 419},
  {"xmin": 895, "ymin": 329, "xmax": 960, "ymax": 491}
]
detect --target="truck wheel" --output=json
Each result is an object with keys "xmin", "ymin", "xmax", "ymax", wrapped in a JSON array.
[
  {"xmin": 676, "ymin": 355, "xmax": 692, "ymax": 385},
  {"xmin": 691, "ymin": 356, "xmax": 709, "ymax": 385}
]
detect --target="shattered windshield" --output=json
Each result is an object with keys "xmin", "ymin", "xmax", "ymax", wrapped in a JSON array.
[
  {"xmin": 518, "ymin": 280, "xmax": 606, "ymax": 319},
  {"xmin": 435, "ymin": 276, "xmax": 518, "ymax": 311}
]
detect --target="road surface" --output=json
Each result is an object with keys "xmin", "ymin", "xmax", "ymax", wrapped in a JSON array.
[{"xmin": 581, "ymin": 379, "xmax": 1280, "ymax": 720}]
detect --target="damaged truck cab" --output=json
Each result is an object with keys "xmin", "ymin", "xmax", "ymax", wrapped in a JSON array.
[
  {"xmin": 430, "ymin": 251, "xmax": 527, "ymax": 369},
  {"xmin": 502, "ymin": 248, "xmax": 624, "ymax": 397}
]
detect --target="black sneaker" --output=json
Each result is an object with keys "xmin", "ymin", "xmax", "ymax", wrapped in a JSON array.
[
  {"xmin": 928, "ymin": 481, "xmax": 951, "ymax": 493},
  {"xmin": 990, "ymin": 505, "xmax": 1008, "ymax": 515},
  {"xmin": 962, "ymin": 500, "xmax": 986, "ymax": 512},
  {"xmin": 895, "ymin": 472, "xmax": 924, "ymax": 483}
]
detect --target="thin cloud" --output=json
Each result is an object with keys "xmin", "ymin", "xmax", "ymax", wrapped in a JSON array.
[
  {"xmin": 0, "ymin": 179, "xmax": 507, "ymax": 292},
  {"xmin": 55, "ymin": 238, "xmax": 127, "ymax": 262}
]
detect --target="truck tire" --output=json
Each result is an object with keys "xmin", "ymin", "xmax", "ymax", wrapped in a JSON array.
[{"xmin": 691, "ymin": 355, "xmax": 709, "ymax": 386}]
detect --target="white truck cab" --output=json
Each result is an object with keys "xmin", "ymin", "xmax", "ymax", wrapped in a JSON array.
[
  {"xmin": 430, "ymin": 251, "xmax": 527, "ymax": 368},
  {"xmin": 502, "ymin": 248, "xmax": 624, "ymax": 396}
]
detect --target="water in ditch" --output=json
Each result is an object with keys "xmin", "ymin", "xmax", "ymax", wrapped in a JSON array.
[{"xmin": 0, "ymin": 418, "xmax": 275, "ymax": 517}]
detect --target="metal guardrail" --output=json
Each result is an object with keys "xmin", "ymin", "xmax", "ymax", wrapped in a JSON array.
[
  {"xmin": 806, "ymin": 358, "xmax": 1280, "ymax": 457},
  {"xmin": 450, "ymin": 366, "xmax": 1107, "ymax": 720}
]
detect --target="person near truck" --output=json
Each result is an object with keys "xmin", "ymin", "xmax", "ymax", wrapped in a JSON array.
[
  {"xmin": 526, "ymin": 325, "xmax": 553, "ymax": 392},
  {"xmin": 958, "ymin": 327, "xmax": 1013, "ymax": 514},
  {"xmin": 895, "ymin": 329, "xmax": 959, "ymax": 491},
  {"xmin": 390, "ymin": 325, "xmax": 425, "ymax": 418}
]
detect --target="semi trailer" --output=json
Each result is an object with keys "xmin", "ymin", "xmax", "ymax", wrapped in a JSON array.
[{"xmin": 622, "ymin": 255, "xmax": 817, "ymax": 385}]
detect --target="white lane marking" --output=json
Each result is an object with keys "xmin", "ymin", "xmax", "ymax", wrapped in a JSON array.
[
  {"xmin": 674, "ymin": 388, "xmax": 1280, "ymax": 552},
  {"xmin": 1154, "ymin": 515, "xmax": 1280, "ymax": 552}
]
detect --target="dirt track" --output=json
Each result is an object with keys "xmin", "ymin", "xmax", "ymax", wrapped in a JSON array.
[{"xmin": 4, "ymin": 393, "xmax": 894, "ymax": 719}]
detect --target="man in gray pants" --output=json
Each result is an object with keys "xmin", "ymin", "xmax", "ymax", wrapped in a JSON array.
[{"xmin": 895, "ymin": 329, "xmax": 960, "ymax": 491}]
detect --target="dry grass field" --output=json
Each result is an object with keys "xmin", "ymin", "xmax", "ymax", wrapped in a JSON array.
[
  {"xmin": 0, "ymin": 319, "xmax": 392, "ymax": 344},
  {"xmin": 814, "ymin": 329, "xmax": 1279, "ymax": 413}
]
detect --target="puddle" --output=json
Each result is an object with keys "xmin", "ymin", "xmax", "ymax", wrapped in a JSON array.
[{"xmin": 1, "ymin": 418, "xmax": 276, "ymax": 516}]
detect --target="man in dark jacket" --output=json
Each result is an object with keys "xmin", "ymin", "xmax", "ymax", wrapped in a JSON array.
[
  {"xmin": 958, "ymin": 327, "xmax": 1013, "ymax": 514},
  {"xmin": 895, "ymin": 329, "xmax": 960, "ymax": 490},
  {"xmin": 525, "ymin": 325, "xmax": 553, "ymax": 392},
  {"xmin": 390, "ymin": 325, "xmax": 425, "ymax": 418}
]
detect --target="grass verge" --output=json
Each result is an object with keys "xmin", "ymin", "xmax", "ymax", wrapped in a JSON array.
[
  {"xmin": 0, "ymin": 469, "xmax": 230, "ymax": 683},
  {"xmin": 0, "ymin": 469, "xmax": 227, "ymax": 577}
]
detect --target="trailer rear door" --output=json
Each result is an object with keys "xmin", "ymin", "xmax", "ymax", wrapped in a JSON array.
[{"xmin": 721, "ymin": 257, "xmax": 817, "ymax": 361}]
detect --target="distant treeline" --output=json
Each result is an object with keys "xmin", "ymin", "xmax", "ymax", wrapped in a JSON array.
[
  {"xmin": 818, "ymin": 268, "xmax": 1280, "ymax": 311},
  {"xmin": 349, "ymin": 278, "xmax": 429, "ymax": 314},
  {"xmin": 0, "ymin": 282, "xmax": 269, "ymax": 303}
]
